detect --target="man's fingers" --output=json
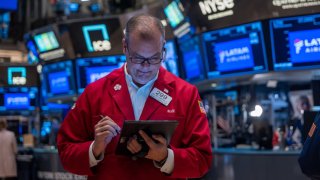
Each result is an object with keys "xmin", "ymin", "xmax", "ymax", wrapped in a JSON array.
[
  {"xmin": 95, "ymin": 117, "xmax": 121, "ymax": 132},
  {"xmin": 139, "ymin": 130, "xmax": 155, "ymax": 147},
  {"xmin": 95, "ymin": 125, "xmax": 117, "ymax": 136},
  {"xmin": 127, "ymin": 138, "xmax": 142, "ymax": 153},
  {"xmin": 152, "ymin": 135, "xmax": 167, "ymax": 145}
]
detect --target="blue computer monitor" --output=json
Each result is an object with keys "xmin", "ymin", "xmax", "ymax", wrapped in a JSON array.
[
  {"xmin": 178, "ymin": 35, "xmax": 206, "ymax": 82},
  {"xmin": 163, "ymin": 0, "xmax": 195, "ymax": 38},
  {"xmin": 0, "ymin": 0, "xmax": 18, "ymax": 11},
  {"xmin": 162, "ymin": 40, "xmax": 180, "ymax": 77},
  {"xmin": 270, "ymin": 14, "xmax": 320, "ymax": 71},
  {"xmin": 202, "ymin": 21, "xmax": 268, "ymax": 79},
  {"xmin": 41, "ymin": 60, "xmax": 77, "ymax": 101},
  {"xmin": 0, "ymin": 87, "xmax": 38, "ymax": 111},
  {"xmin": 75, "ymin": 55, "xmax": 126, "ymax": 94},
  {"xmin": 34, "ymin": 31, "xmax": 60, "ymax": 53}
]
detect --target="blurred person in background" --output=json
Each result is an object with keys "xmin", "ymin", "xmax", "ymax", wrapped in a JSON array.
[
  {"xmin": 288, "ymin": 95, "xmax": 311, "ymax": 148},
  {"xmin": 0, "ymin": 117, "xmax": 18, "ymax": 180}
]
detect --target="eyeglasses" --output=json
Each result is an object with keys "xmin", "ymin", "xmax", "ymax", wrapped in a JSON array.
[{"xmin": 126, "ymin": 45, "xmax": 165, "ymax": 65}]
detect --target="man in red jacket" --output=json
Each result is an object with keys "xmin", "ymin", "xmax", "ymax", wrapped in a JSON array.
[{"xmin": 57, "ymin": 14, "xmax": 212, "ymax": 180}]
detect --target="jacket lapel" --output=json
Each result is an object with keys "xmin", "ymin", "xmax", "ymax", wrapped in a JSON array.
[
  {"xmin": 139, "ymin": 68, "xmax": 174, "ymax": 120},
  {"xmin": 109, "ymin": 69, "xmax": 135, "ymax": 120}
]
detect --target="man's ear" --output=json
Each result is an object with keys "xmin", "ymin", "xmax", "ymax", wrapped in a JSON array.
[{"xmin": 122, "ymin": 38, "xmax": 127, "ymax": 54}]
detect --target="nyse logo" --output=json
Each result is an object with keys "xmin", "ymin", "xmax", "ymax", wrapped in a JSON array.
[
  {"xmin": 82, "ymin": 24, "xmax": 111, "ymax": 52},
  {"xmin": 8, "ymin": 67, "xmax": 27, "ymax": 85},
  {"xmin": 198, "ymin": 0, "xmax": 234, "ymax": 15}
]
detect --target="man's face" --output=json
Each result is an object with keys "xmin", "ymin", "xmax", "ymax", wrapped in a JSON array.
[{"xmin": 123, "ymin": 30, "xmax": 164, "ymax": 86}]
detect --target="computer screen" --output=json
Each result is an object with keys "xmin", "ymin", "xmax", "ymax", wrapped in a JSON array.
[
  {"xmin": 163, "ymin": 0, "xmax": 194, "ymax": 38},
  {"xmin": 178, "ymin": 35, "xmax": 206, "ymax": 82},
  {"xmin": 67, "ymin": 17, "xmax": 123, "ymax": 57},
  {"xmin": 75, "ymin": 55, "xmax": 125, "ymax": 94},
  {"xmin": 162, "ymin": 40, "xmax": 180, "ymax": 77},
  {"xmin": 270, "ymin": 14, "xmax": 320, "ymax": 71},
  {"xmin": 0, "ymin": 0, "xmax": 18, "ymax": 11},
  {"xmin": 34, "ymin": 31, "xmax": 60, "ymax": 53},
  {"xmin": 202, "ymin": 21, "xmax": 268, "ymax": 79},
  {"xmin": 0, "ymin": 65, "xmax": 39, "ymax": 87},
  {"xmin": 41, "ymin": 60, "xmax": 77, "ymax": 101},
  {"xmin": 0, "ymin": 87, "xmax": 38, "ymax": 111},
  {"xmin": 164, "ymin": 0, "xmax": 185, "ymax": 29},
  {"xmin": 26, "ymin": 40, "xmax": 40, "ymax": 64}
]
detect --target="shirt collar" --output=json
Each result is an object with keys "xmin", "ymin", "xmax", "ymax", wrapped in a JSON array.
[{"xmin": 124, "ymin": 63, "xmax": 159, "ymax": 89}]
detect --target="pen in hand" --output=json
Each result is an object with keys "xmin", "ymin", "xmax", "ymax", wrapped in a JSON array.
[{"xmin": 99, "ymin": 115, "xmax": 121, "ymax": 135}]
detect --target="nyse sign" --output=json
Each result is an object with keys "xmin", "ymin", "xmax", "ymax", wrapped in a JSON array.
[
  {"xmin": 198, "ymin": 0, "xmax": 235, "ymax": 20},
  {"xmin": 82, "ymin": 24, "xmax": 112, "ymax": 52}
]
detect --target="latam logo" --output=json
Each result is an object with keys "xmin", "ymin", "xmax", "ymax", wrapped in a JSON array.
[
  {"xmin": 82, "ymin": 24, "xmax": 111, "ymax": 52},
  {"xmin": 198, "ymin": 0, "xmax": 234, "ymax": 20},
  {"xmin": 289, "ymin": 29, "xmax": 320, "ymax": 63},
  {"xmin": 7, "ymin": 67, "xmax": 27, "ymax": 85},
  {"xmin": 219, "ymin": 46, "xmax": 251, "ymax": 64},
  {"xmin": 293, "ymin": 38, "xmax": 320, "ymax": 54},
  {"xmin": 215, "ymin": 38, "xmax": 254, "ymax": 71}
]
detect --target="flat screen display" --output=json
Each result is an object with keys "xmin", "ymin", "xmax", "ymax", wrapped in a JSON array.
[
  {"xmin": 162, "ymin": 40, "xmax": 180, "ymax": 77},
  {"xmin": 164, "ymin": 0, "xmax": 185, "ymax": 28},
  {"xmin": 41, "ymin": 60, "xmax": 76, "ymax": 100},
  {"xmin": 75, "ymin": 55, "xmax": 125, "ymax": 94},
  {"xmin": 0, "ymin": 65, "xmax": 39, "ymax": 87},
  {"xmin": 0, "ymin": 87, "xmax": 38, "ymax": 111},
  {"xmin": 202, "ymin": 21, "xmax": 268, "ymax": 78},
  {"xmin": 34, "ymin": 31, "xmax": 60, "ymax": 53},
  {"xmin": 270, "ymin": 14, "xmax": 320, "ymax": 71},
  {"xmin": 0, "ymin": 0, "xmax": 18, "ymax": 11},
  {"xmin": 178, "ymin": 35, "xmax": 206, "ymax": 82},
  {"xmin": 67, "ymin": 17, "xmax": 123, "ymax": 57}
]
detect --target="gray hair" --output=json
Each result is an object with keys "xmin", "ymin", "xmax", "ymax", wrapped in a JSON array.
[{"xmin": 124, "ymin": 14, "xmax": 165, "ymax": 44}]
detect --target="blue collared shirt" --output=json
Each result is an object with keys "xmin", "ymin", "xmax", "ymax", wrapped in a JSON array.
[{"xmin": 124, "ymin": 64, "xmax": 158, "ymax": 120}]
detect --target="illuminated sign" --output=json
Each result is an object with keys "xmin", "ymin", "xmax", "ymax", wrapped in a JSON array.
[
  {"xmin": 215, "ymin": 38, "xmax": 254, "ymax": 71},
  {"xmin": 82, "ymin": 24, "xmax": 111, "ymax": 52},
  {"xmin": 85, "ymin": 66, "xmax": 116, "ymax": 84},
  {"xmin": 48, "ymin": 71, "xmax": 70, "ymax": 94},
  {"xmin": 7, "ymin": 67, "xmax": 27, "ymax": 85},
  {"xmin": 34, "ymin": 31, "xmax": 59, "ymax": 53},
  {"xmin": 4, "ymin": 93, "xmax": 30, "ymax": 109},
  {"xmin": 198, "ymin": 0, "xmax": 235, "ymax": 20},
  {"xmin": 272, "ymin": 0, "xmax": 320, "ymax": 9},
  {"xmin": 164, "ymin": 1, "xmax": 185, "ymax": 28},
  {"xmin": 289, "ymin": 29, "xmax": 320, "ymax": 63}
]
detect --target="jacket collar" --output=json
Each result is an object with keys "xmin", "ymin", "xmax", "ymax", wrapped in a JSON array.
[{"xmin": 109, "ymin": 66, "xmax": 175, "ymax": 120}]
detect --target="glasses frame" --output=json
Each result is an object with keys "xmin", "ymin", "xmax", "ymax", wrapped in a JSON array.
[{"xmin": 125, "ymin": 43, "xmax": 166, "ymax": 65}]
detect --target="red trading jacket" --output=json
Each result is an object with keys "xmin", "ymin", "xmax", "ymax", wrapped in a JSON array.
[{"xmin": 57, "ymin": 66, "xmax": 212, "ymax": 180}]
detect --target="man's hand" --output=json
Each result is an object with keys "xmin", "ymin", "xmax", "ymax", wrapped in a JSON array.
[
  {"xmin": 92, "ymin": 116, "xmax": 121, "ymax": 158},
  {"xmin": 139, "ymin": 130, "xmax": 168, "ymax": 162}
]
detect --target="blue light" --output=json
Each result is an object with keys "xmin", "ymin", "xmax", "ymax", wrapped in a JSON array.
[
  {"xmin": 82, "ymin": 24, "xmax": 109, "ymax": 52},
  {"xmin": 4, "ymin": 93, "xmax": 30, "ymax": 109},
  {"xmin": 48, "ymin": 71, "xmax": 70, "ymax": 94},
  {"xmin": 215, "ymin": 38, "xmax": 254, "ymax": 72},
  {"xmin": 7, "ymin": 67, "xmax": 26, "ymax": 85},
  {"xmin": 289, "ymin": 29, "xmax": 320, "ymax": 63},
  {"xmin": 164, "ymin": 1, "xmax": 184, "ymax": 28}
]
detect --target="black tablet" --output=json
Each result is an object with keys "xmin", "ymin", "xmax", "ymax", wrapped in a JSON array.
[{"xmin": 115, "ymin": 120, "xmax": 179, "ymax": 157}]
